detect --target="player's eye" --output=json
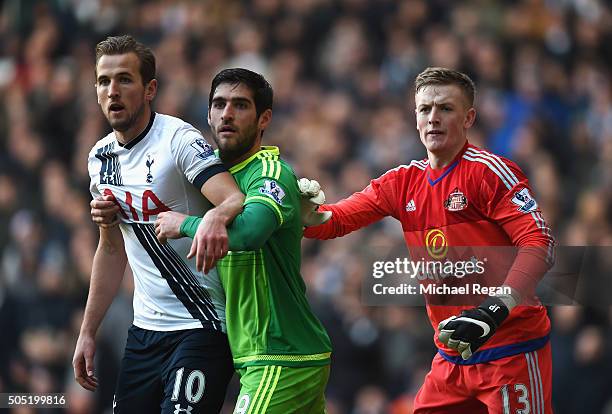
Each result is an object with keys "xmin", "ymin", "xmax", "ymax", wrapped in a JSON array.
[
  {"xmin": 419, "ymin": 107, "xmax": 430, "ymax": 113},
  {"xmin": 120, "ymin": 77, "xmax": 132, "ymax": 84},
  {"xmin": 213, "ymin": 101, "xmax": 225, "ymax": 109},
  {"xmin": 98, "ymin": 79, "xmax": 110, "ymax": 86}
]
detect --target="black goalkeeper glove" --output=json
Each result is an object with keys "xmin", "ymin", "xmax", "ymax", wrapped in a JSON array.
[{"xmin": 437, "ymin": 296, "xmax": 510, "ymax": 360}]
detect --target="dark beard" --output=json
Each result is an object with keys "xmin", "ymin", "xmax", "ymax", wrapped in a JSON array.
[
  {"xmin": 213, "ymin": 125, "xmax": 258, "ymax": 164},
  {"xmin": 109, "ymin": 103, "xmax": 145, "ymax": 132}
]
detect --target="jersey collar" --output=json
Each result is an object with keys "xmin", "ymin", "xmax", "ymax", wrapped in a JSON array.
[
  {"xmin": 228, "ymin": 146, "xmax": 280, "ymax": 174},
  {"xmin": 116, "ymin": 112, "xmax": 156, "ymax": 150},
  {"xmin": 426, "ymin": 141, "xmax": 469, "ymax": 186}
]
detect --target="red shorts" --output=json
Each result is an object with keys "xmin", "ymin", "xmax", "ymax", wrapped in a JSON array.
[{"xmin": 414, "ymin": 343, "xmax": 552, "ymax": 414}]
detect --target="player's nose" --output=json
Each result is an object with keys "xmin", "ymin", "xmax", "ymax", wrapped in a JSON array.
[
  {"xmin": 427, "ymin": 107, "xmax": 441, "ymax": 124},
  {"xmin": 221, "ymin": 105, "xmax": 234, "ymax": 121},
  {"xmin": 108, "ymin": 79, "xmax": 120, "ymax": 98}
]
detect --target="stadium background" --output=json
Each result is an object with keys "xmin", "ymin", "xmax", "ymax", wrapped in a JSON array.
[{"xmin": 0, "ymin": 0, "xmax": 610, "ymax": 413}]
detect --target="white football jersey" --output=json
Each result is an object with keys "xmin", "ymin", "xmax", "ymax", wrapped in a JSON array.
[{"xmin": 88, "ymin": 113, "xmax": 227, "ymax": 332}]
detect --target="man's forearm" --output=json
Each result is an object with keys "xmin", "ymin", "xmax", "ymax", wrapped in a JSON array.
[
  {"xmin": 182, "ymin": 202, "xmax": 278, "ymax": 250},
  {"xmin": 80, "ymin": 232, "xmax": 127, "ymax": 336},
  {"xmin": 303, "ymin": 192, "xmax": 387, "ymax": 240},
  {"xmin": 502, "ymin": 246, "xmax": 552, "ymax": 304},
  {"xmin": 226, "ymin": 202, "xmax": 277, "ymax": 250},
  {"xmin": 207, "ymin": 192, "xmax": 245, "ymax": 226}
]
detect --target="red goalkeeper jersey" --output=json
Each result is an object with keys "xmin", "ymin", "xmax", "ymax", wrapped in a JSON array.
[{"xmin": 304, "ymin": 142, "xmax": 555, "ymax": 363}]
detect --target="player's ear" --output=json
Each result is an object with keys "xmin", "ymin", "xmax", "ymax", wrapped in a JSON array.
[
  {"xmin": 144, "ymin": 79, "xmax": 157, "ymax": 102},
  {"xmin": 464, "ymin": 107, "xmax": 476, "ymax": 129},
  {"xmin": 258, "ymin": 109, "xmax": 272, "ymax": 131}
]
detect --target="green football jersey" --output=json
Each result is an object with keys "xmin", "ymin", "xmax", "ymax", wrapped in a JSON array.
[{"xmin": 216, "ymin": 146, "xmax": 332, "ymax": 368}]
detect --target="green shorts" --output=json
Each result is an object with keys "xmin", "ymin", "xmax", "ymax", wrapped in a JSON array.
[{"xmin": 233, "ymin": 364, "xmax": 330, "ymax": 414}]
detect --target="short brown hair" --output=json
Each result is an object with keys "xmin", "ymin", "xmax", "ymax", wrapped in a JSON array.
[
  {"xmin": 415, "ymin": 67, "xmax": 476, "ymax": 106},
  {"xmin": 95, "ymin": 35, "xmax": 156, "ymax": 85}
]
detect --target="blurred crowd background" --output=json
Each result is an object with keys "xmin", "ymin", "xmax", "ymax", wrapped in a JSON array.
[{"xmin": 0, "ymin": 0, "xmax": 610, "ymax": 413}]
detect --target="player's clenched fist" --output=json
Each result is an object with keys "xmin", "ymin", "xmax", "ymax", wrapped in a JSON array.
[
  {"xmin": 90, "ymin": 195, "xmax": 120, "ymax": 227},
  {"xmin": 155, "ymin": 211, "xmax": 187, "ymax": 244},
  {"xmin": 437, "ymin": 296, "xmax": 511, "ymax": 360}
]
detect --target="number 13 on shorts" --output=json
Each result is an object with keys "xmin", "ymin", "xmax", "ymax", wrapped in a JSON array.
[{"xmin": 500, "ymin": 384, "xmax": 531, "ymax": 414}]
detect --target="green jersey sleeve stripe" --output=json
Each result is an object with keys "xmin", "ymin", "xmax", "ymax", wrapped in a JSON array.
[
  {"xmin": 244, "ymin": 195, "xmax": 284, "ymax": 225},
  {"xmin": 234, "ymin": 352, "xmax": 332, "ymax": 364},
  {"xmin": 259, "ymin": 152, "xmax": 278, "ymax": 159},
  {"xmin": 247, "ymin": 365, "xmax": 270, "ymax": 414},
  {"xmin": 268, "ymin": 159, "xmax": 275, "ymax": 178},
  {"xmin": 259, "ymin": 366, "xmax": 282, "ymax": 414},
  {"xmin": 267, "ymin": 159, "xmax": 281, "ymax": 179},
  {"xmin": 259, "ymin": 157, "xmax": 282, "ymax": 179}
]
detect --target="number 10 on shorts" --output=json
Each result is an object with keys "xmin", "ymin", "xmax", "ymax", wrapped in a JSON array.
[{"xmin": 171, "ymin": 368, "xmax": 206, "ymax": 404}]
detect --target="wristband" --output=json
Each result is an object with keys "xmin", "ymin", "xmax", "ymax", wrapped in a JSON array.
[
  {"xmin": 179, "ymin": 216, "xmax": 202, "ymax": 238},
  {"xmin": 477, "ymin": 296, "xmax": 509, "ymax": 328}
]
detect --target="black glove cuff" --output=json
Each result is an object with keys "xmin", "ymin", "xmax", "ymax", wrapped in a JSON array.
[{"xmin": 477, "ymin": 296, "xmax": 509, "ymax": 328}]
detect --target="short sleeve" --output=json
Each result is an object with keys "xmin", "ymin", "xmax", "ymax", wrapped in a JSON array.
[
  {"xmin": 88, "ymin": 149, "xmax": 102, "ymax": 199},
  {"xmin": 170, "ymin": 127, "xmax": 226, "ymax": 189}
]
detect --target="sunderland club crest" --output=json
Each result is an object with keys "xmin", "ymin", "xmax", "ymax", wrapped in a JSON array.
[{"xmin": 444, "ymin": 187, "xmax": 468, "ymax": 211}]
